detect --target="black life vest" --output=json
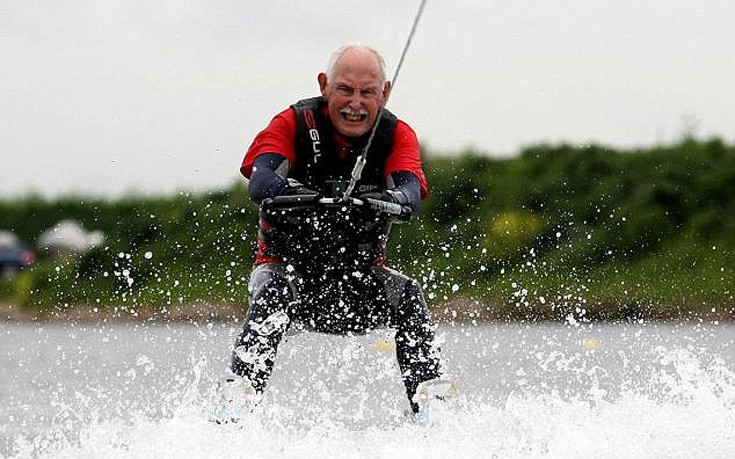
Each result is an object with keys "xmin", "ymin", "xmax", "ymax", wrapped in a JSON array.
[
  {"xmin": 290, "ymin": 97, "xmax": 397, "ymax": 197},
  {"xmin": 257, "ymin": 97, "xmax": 398, "ymax": 271}
]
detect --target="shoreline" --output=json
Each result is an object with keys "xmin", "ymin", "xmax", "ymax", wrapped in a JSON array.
[{"xmin": 3, "ymin": 299, "xmax": 733, "ymax": 325}]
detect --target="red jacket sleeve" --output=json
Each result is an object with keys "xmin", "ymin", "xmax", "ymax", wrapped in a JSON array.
[
  {"xmin": 385, "ymin": 120, "xmax": 429, "ymax": 199},
  {"xmin": 240, "ymin": 109, "xmax": 297, "ymax": 179}
]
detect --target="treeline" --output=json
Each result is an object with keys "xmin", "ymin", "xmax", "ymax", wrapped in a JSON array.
[{"xmin": 2, "ymin": 138, "xmax": 734, "ymax": 321}]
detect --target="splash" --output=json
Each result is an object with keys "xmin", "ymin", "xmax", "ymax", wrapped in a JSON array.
[{"xmin": 3, "ymin": 324, "xmax": 734, "ymax": 458}]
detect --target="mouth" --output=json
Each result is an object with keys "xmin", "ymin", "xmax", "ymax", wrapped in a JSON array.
[{"xmin": 339, "ymin": 108, "xmax": 368, "ymax": 123}]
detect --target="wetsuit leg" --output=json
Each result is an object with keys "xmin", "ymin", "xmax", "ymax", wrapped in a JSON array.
[
  {"xmin": 230, "ymin": 263, "xmax": 297, "ymax": 392},
  {"xmin": 373, "ymin": 267, "xmax": 443, "ymax": 413}
]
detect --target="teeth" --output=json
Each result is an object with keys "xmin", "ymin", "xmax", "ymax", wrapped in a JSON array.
[{"xmin": 340, "ymin": 108, "xmax": 367, "ymax": 122}]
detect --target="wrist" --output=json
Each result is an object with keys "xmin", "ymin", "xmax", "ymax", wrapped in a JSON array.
[{"xmin": 385, "ymin": 189, "xmax": 409, "ymax": 205}]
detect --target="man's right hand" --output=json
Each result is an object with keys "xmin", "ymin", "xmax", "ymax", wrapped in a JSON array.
[
  {"xmin": 281, "ymin": 178, "xmax": 321, "ymax": 198},
  {"xmin": 282, "ymin": 185, "xmax": 320, "ymax": 197},
  {"xmin": 260, "ymin": 178, "xmax": 321, "ymax": 211},
  {"xmin": 281, "ymin": 178, "xmax": 322, "ymax": 198}
]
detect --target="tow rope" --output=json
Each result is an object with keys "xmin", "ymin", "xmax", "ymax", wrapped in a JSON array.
[{"xmin": 342, "ymin": 0, "xmax": 428, "ymax": 199}]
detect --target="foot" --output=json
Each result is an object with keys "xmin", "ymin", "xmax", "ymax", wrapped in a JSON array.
[
  {"xmin": 409, "ymin": 376, "xmax": 459, "ymax": 426},
  {"xmin": 209, "ymin": 376, "xmax": 259, "ymax": 424}
]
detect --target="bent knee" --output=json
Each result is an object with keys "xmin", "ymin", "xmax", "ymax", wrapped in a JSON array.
[{"xmin": 248, "ymin": 263, "xmax": 297, "ymax": 300}]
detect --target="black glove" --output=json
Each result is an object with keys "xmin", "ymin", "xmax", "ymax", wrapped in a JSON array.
[
  {"xmin": 261, "ymin": 178, "xmax": 321, "ymax": 210},
  {"xmin": 281, "ymin": 178, "xmax": 321, "ymax": 197},
  {"xmin": 359, "ymin": 189, "xmax": 413, "ymax": 222}
]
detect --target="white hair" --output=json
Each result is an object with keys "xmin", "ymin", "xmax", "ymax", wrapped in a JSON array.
[{"xmin": 326, "ymin": 44, "xmax": 387, "ymax": 84}]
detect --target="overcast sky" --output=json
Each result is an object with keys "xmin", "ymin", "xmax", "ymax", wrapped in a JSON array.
[{"xmin": 2, "ymin": 0, "xmax": 734, "ymax": 198}]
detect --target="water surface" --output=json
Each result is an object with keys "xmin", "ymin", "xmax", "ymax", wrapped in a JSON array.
[{"xmin": 2, "ymin": 320, "xmax": 733, "ymax": 458}]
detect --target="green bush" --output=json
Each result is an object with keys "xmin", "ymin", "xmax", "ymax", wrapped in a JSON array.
[{"xmin": 2, "ymin": 139, "xmax": 734, "ymax": 319}]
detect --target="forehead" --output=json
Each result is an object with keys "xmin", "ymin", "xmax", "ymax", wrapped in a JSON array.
[{"xmin": 330, "ymin": 50, "xmax": 383, "ymax": 87}]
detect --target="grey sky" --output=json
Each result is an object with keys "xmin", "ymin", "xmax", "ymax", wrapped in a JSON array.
[{"xmin": 1, "ymin": 1, "xmax": 733, "ymax": 198}]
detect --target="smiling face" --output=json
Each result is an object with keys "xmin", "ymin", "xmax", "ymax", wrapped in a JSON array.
[{"xmin": 318, "ymin": 47, "xmax": 391, "ymax": 138}]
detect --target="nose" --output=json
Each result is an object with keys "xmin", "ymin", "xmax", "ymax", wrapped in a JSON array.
[{"xmin": 349, "ymin": 89, "xmax": 363, "ymax": 109}]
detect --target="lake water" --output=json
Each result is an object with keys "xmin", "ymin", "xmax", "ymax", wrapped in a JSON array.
[{"xmin": 1, "ymin": 320, "xmax": 734, "ymax": 458}]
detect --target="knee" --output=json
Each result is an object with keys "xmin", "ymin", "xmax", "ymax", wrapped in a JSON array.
[
  {"xmin": 401, "ymin": 278, "xmax": 426, "ymax": 309},
  {"xmin": 247, "ymin": 264, "xmax": 297, "ymax": 315},
  {"xmin": 397, "ymin": 278, "xmax": 432, "ymax": 324}
]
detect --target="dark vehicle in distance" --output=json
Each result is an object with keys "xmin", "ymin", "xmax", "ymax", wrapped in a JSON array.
[{"xmin": 0, "ymin": 230, "xmax": 35, "ymax": 277}]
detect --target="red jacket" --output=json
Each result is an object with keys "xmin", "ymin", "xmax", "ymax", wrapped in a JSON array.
[{"xmin": 241, "ymin": 103, "xmax": 428, "ymax": 198}]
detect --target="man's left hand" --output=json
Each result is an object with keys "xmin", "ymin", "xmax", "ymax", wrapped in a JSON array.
[{"xmin": 359, "ymin": 190, "xmax": 413, "ymax": 222}]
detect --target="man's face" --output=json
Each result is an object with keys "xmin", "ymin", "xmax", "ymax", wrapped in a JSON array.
[{"xmin": 318, "ymin": 49, "xmax": 391, "ymax": 138}]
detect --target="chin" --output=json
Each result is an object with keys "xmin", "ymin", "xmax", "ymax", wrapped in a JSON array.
[{"xmin": 337, "ymin": 124, "xmax": 370, "ymax": 138}]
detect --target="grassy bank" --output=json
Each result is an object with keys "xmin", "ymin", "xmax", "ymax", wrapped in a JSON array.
[{"xmin": 2, "ymin": 139, "xmax": 734, "ymax": 322}]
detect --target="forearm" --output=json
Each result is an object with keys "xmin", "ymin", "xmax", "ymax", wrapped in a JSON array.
[
  {"xmin": 247, "ymin": 153, "xmax": 289, "ymax": 204},
  {"xmin": 388, "ymin": 171, "xmax": 422, "ymax": 215}
]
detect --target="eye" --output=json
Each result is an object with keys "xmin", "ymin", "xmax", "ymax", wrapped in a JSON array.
[
  {"xmin": 361, "ymin": 88, "xmax": 378, "ymax": 98},
  {"xmin": 336, "ymin": 85, "xmax": 353, "ymax": 96}
]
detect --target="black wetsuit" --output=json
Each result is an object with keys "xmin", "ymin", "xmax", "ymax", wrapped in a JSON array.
[{"xmin": 231, "ymin": 98, "xmax": 442, "ymax": 412}]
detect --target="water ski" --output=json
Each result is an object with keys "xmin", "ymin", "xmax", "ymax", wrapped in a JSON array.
[
  {"xmin": 208, "ymin": 376, "xmax": 259, "ymax": 424},
  {"xmin": 408, "ymin": 376, "xmax": 459, "ymax": 426}
]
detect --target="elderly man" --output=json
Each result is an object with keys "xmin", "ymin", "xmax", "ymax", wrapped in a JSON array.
[{"xmin": 221, "ymin": 44, "xmax": 450, "ymax": 421}]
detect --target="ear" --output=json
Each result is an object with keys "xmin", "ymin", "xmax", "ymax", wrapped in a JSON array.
[
  {"xmin": 382, "ymin": 81, "xmax": 392, "ymax": 101},
  {"xmin": 318, "ymin": 73, "xmax": 328, "ymax": 96}
]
